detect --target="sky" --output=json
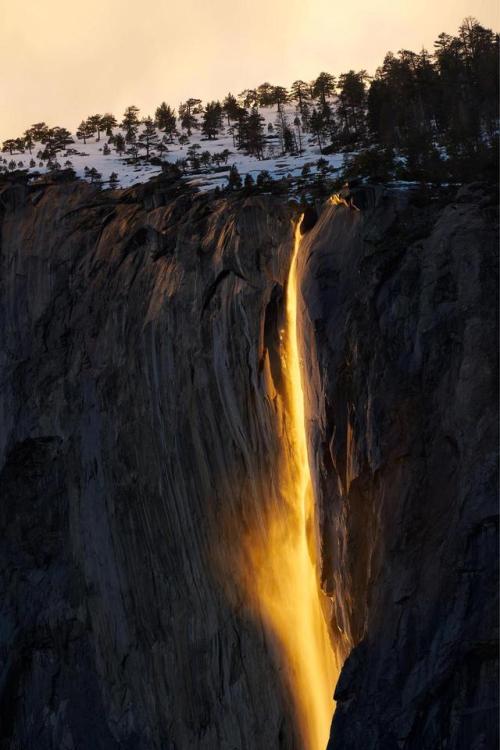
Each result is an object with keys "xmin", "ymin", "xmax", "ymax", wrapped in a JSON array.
[{"xmin": 0, "ymin": 0, "xmax": 498, "ymax": 141}]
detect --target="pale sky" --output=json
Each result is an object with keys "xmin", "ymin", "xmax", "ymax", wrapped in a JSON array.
[{"xmin": 0, "ymin": 0, "xmax": 498, "ymax": 141}]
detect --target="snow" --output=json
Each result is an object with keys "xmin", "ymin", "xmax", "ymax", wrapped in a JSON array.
[{"xmin": 1, "ymin": 104, "xmax": 351, "ymax": 192}]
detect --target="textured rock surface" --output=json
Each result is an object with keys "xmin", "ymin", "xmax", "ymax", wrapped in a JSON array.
[
  {"xmin": 297, "ymin": 184, "xmax": 499, "ymax": 749},
  {"xmin": 0, "ymin": 175, "xmax": 302, "ymax": 749},
  {"xmin": 0, "ymin": 173, "xmax": 497, "ymax": 750}
]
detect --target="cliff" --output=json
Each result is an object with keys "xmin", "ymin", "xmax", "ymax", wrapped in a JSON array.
[
  {"xmin": 0, "ymin": 174, "xmax": 497, "ymax": 749},
  {"xmin": 0, "ymin": 175, "xmax": 302, "ymax": 749},
  {"xmin": 298, "ymin": 184, "xmax": 498, "ymax": 749}
]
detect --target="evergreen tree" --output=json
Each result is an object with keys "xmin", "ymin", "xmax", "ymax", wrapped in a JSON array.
[
  {"xmin": 271, "ymin": 85, "xmax": 289, "ymax": 112},
  {"xmin": 87, "ymin": 114, "xmax": 103, "ymax": 141},
  {"xmin": 290, "ymin": 80, "xmax": 311, "ymax": 116},
  {"xmin": 41, "ymin": 127, "xmax": 74, "ymax": 160},
  {"xmin": 256, "ymin": 170, "xmax": 272, "ymax": 189},
  {"xmin": 337, "ymin": 70, "xmax": 369, "ymax": 142},
  {"xmin": 256, "ymin": 82, "xmax": 275, "ymax": 106},
  {"xmin": 234, "ymin": 107, "xmax": 250, "ymax": 150},
  {"xmin": 222, "ymin": 93, "xmax": 240, "ymax": 124},
  {"xmin": 23, "ymin": 131, "xmax": 35, "ymax": 154},
  {"xmin": 227, "ymin": 164, "xmax": 242, "ymax": 190},
  {"xmin": 155, "ymin": 103, "xmax": 177, "ymax": 141},
  {"xmin": 246, "ymin": 109, "xmax": 265, "ymax": 158},
  {"xmin": 88, "ymin": 166, "xmax": 102, "ymax": 185},
  {"xmin": 109, "ymin": 171, "xmax": 119, "ymax": 189},
  {"xmin": 127, "ymin": 143, "xmax": 139, "ymax": 163},
  {"xmin": 114, "ymin": 133, "xmax": 126, "ymax": 155},
  {"xmin": 76, "ymin": 120, "xmax": 94, "ymax": 145},
  {"xmin": 2, "ymin": 139, "xmax": 17, "ymax": 155},
  {"xmin": 100, "ymin": 113, "xmax": 117, "ymax": 136},
  {"xmin": 179, "ymin": 100, "xmax": 199, "ymax": 135},
  {"xmin": 309, "ymin": 109, "xmax": 326, "ymax": 152},
  {"xmin": 244, "ymin": 172, "xmax": 255, "ymax": 192},
  {"xmin": 283, "ymin": 125, "xmax": 297, "ymax": 154},
  {"xmin": 137, "ymin": 117, "xmax": 159, "ymax": 161},
  {"xmin": 312, "ymin": 72, "xmax": 336, "ymax": 107},
  {"xmin": 293, "ymin": 116, "xmax": 303, "ymax": 153},
  {"xmin": 201, "ymin": 101, "xmax": 223, "ymax": 139},
  {"xmin": 121, "ymin": 106, "xmax": 140, "ymax": 142},
  {"xmin": 187, "ymin": 143, "xmax": 201, "ymax": 170},
  {"xmin": 27, "ymin": 123, "xmax": 49, "ymax": 141},
  {"xmin": 239, "ymin": 89, "xmax": 258, "ymax": 108}
]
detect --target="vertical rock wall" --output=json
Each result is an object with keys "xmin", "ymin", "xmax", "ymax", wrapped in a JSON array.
[
  {"xmin": 299, "ymin": 185, "xmax": 498, "ymax": 749},
  {"xmin": 0, "ymin": 178, "xmax": 301, "ymax": 750}
]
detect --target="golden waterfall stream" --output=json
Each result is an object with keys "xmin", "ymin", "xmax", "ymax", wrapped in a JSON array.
[{"xmin": 240, "ymin": 219, "xmax": 337, "ymax": 750}]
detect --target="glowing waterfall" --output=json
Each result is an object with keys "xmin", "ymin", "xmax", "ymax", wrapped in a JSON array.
[{"xmin": 241, "ymin": 219, "xmax": 337, "ymax": 749}]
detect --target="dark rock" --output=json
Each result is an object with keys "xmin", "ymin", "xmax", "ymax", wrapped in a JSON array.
[
  {"xmin": 300, "ymin": 205, "xmax": 318, "ymax": 233},
  {"xmin": 0, "ymin": 182, "xmax": 298, "ymax": 749},
  {"xmin": 297, "ymin": 186, "xmax": 499, "ymax": 750},
  {"xmin": 0, "ymin": 177, "xmax": 497, "ymax": 750}
]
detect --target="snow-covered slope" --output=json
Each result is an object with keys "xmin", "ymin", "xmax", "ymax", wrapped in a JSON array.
[{"xmin": 1, "ymin": 104, "xmax": 350, "ymax": 192}]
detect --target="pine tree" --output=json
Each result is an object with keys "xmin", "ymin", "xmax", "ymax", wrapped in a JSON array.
[
  {"xmin": 114, "ymin": 133, "xmax": 126, "ymax": 154},
  {"xmin": 76, "ymin": 120, "xmax": 93, "ymax": 145},
  {"xmin": 223, "ymin": 93, "xmax": 240, "ymax": 124},
  {"xmin": 155, "ymin": 103, "xmax": 177, "ymax": 141},
  {"xmin": 293, "ymin": 116, "xmax": 303, "ymax": 153},
  {"xmin": 283, "ymin": 126, "xmax": 296, "ymax": 154},
  {"xmin": 121, "ymin": 106, "xmax": 140, "ymax": 142},
  {"xmin": 337, "ymin": 70, "xmax": 369, "ymax": 142},
  {"xmin": 256, "ymin": 170, "xmax": 272, "ymax": 189},
  {"xmin": 179, "ymin": 99, "xmax": 201, "ymax": 135},
  {"xmin": 200, "ymin": 150, "xmax": 212, "ymax": 168},
  {"xmin": 291, "ymin": 80, "xmax": 311, "ymax": 116},
  {"xmin": 246, "ymin": 109, "xmax": 265, "ymax": 158},
  {"xmin": 235, "ymin": 108, "xmax": 250, "ymax": 150},
  {"xmin": 312, "ymin": 72, "xmax": 336, "ymax": 107},
  {"xmin": 137, "ymin": 117, "xmax": 159, "ymax": 161},
  {"xmin": 227, "ymin": 165, "xmax": 242, "ymax": 190},
  {"xmin": 100, "ymin": 113, "xmax": 117, "ymax": 136},
  {"xmin": 256, "ymin": 82, "xmax": 275, "ymax": 107},
  {"xmin": 88, "ymin": 167, "xmax": 102, "ymax": 185},
  {"xmin": 201, "ymin": 101, "xmax": 223, "ymax": 139},
  {"xmin": 27, "ymin": 123, "xmax": 49, "ymax": 141},
  {"xmin": 238, "ymin": 89, "xmax": 258, "ymax": 108},
  {"xmin": 2, "ymin": 140, "xmax": 17, "ymax": 155},
  {"xmin": 23, "ymin": 131, "xmax": 35, "ymax": 154},
  {"xmin": 41, "ymin": 127, "xmax": 74, "ymax": 160},
  {"xmin": 309, "ymin": 109, "xmax": 326, "ymax": 152},
  {"xmin": 127, "ymin": 144, "xmax": 139, "ymax": 163},
  {"xmin": 109, "ymin": 172, "xmax": 119, "ymax": 189},
  {"xmin": 244, "ymin": 173, "xmax": 255, "ymax": 192},
  {"xmin": 271, "ymin": 86, "xmax": 289, "ymax": 112},
  {"xmin": 87, "ymin": 114, "xmax": 103, "ymax": 141},
  {"xmin": 187, "ymin": 143, "xmax": 201, "ymax": 170}
]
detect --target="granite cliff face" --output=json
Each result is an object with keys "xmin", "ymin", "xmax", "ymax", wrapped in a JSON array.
[
  {"xmin": 0, "ymin": 175, "xmax": 497, "ymax": 749},
  {"xmin": 0, "ymin": 176, "xmax": 303, "ymax": 749},
  {"xmin": 297, "ymin": 185, "xmax": 498, "ymax": 749}
]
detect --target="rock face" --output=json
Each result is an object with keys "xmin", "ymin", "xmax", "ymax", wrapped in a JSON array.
[
  {"xmin": 0, "ymin": 176, "xmax": 303, "ymax": 749},
  {"xmin": 0, "ymin": 174, "xmax": 497, "ymax": 750},
  {"xmin": 298, "ymin": 185, "xmax": 498, "ymax": 749}
]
